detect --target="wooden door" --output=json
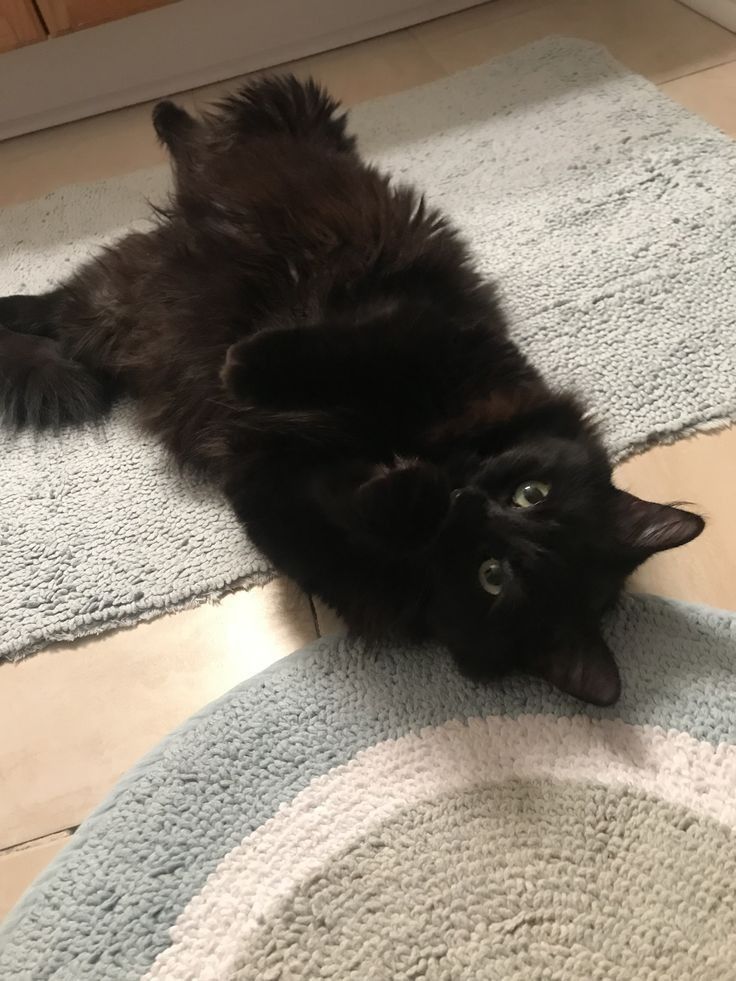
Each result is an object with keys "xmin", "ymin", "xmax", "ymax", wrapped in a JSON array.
[
  {"xmin": 35, "ymin": 0, "xmax": 178, "ymax": 36},
  {"xmin": 0, "ymin": 1, "xmax": 46, "ymax": 53}
]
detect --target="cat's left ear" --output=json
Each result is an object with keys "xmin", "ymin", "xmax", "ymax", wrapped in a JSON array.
[
  {"xmin": 535, "ymin": 630, "xmax": 621, "ymax": 706},
  {"xmin": 613, "ymin": 489, "xmax": 704, "ymax": 557}
]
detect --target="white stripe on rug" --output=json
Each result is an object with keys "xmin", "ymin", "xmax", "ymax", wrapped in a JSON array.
[{"xmin": 145, "ymin": 714, "xmax": 736, "ymax": 981}]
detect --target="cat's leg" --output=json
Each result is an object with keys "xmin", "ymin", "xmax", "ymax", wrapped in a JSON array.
[
  {"xmin": 222, "ymin": 313, "xmax": 482, "ymax": 424},
  {"xmin": 0, "ymin": 290, "xmax": 64, "ymax": 338},
  {"xmin": 229, "ymin": 455, "xmax": 451, "ymax": 559},
  {"xmin": 0, "ymin": 289, "xmax": 116, "ymax": 428},
  {"xmin": 222, "ymin": 311, "xmax": 452, "ymax": 408},
  {"xmin": 0, "ymin": 326, "xmax": 116, "ymax": 429},
  {"xmin": 217, "ymin": 75, "xmax": 356, "ymax": 154},
  {"xmin": 312, "ymin": 458, "xmax": 451, "ymax": 554},
  {"xmin": 221, "ymin": 325, "xmax": 351, "ymax": 408}
]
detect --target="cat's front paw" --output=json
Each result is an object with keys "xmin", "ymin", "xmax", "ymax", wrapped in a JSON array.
[
  {"xmin": 221, "ymin": 329, "xmax": 312, "ymax": 407},
  {"xmin": 356, "ymin": 461, "xmax": 451, "ymax": 551}
]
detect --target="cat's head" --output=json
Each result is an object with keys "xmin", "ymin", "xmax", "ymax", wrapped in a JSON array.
[{"xmin": 350, "ymin": 419, "xmax": 703, "ymax": 705}]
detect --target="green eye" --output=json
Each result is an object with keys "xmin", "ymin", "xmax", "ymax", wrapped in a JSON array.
[
  {"xmin": 512, "ymin": 480, "xmax": 550, "ymax": 509},
  {"xmin": 478, "ymin": 558, "xmax": 504, "ymax": 596}
]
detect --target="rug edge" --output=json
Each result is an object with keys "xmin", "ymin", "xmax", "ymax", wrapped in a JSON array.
[{"xmin": 2, "ymin": 591, "xmax": 735, "ymax": 940}]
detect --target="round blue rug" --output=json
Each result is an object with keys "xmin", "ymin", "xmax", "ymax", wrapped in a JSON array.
[{"xmin": 1, "ymin": 593, "xmax": 736, "ymax": 980}]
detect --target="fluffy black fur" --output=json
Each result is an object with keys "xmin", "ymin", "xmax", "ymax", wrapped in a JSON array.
[{"xmin": 0, "ymin": 75, "xmax": 704, "ymax": 704}]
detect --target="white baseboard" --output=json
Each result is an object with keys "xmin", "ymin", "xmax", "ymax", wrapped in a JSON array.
[
  {"xmin": 0, "ymin": 0, "xmax": 487, "ymax": 141},
  {"xmin": 678, "ymin": 0, "xmax": 736, "ymax": 31}
]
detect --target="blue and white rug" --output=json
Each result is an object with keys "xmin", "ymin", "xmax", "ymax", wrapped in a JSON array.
[{"xmin": 2, "ymin": 593, "xmax": 735, "ymax": 979}]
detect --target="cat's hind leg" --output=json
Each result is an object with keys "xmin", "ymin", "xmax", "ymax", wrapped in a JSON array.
[
  {"xmin": 217, "ymin": 75, "xmax": 356, "ymax": 154},
  {"xmin": 0, "ymin": 292, "xmax": 116, "ymax": 429},
  {"xmin": 0, "ymin": 291, "xmax": 64, "ymax": 338},
  {"xmin": 221, "ymin": 325, "xmax": 356, "ymax": 409}
]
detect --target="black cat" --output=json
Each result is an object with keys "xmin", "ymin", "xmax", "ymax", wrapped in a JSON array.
[{"xmin": 0, "ymin": 75, "xmax": 704, "ymax": 704}]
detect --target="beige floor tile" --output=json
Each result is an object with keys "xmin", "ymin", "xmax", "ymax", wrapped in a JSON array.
[
  {"xmin": 0, "ymin": 832, "xmax": 72, "ymax": 922},
  {"xmin": 617, "ymin": 427, "xmax": 736, "ymax": 612},
  {"xmin": 411, "ymin": 0, "xmax": 736, "ymax": 82},
  {"xmin": 0, "ymin": 102, "xmax": 168, "ymax": 208},
  {"xmin": 0, "ymin": 579, "xmax": 316, "ymax": 849},
  {"xmin": 661, "ymin": 59, "xmax": 736, "ymax": 136}
]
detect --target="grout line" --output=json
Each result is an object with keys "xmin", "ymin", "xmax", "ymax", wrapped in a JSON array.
[
  {"xmin": 307, "ymin": 594, "xmax": 321, "ymax": 638},
  {"xmin": 407, "ymin": 0, "xmax": 555, "ymax": 39},
  {"xmin": 658, "ymin": 55, "xmax": 736, "ymax": 85},
  {"xmin": 1, "ymin": 827, "xmax": 77, "ymax": 857}
]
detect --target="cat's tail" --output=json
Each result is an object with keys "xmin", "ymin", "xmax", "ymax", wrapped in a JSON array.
[{"xmin": 0, "ymin": 293, "xmax": 115, "ymax": 429}]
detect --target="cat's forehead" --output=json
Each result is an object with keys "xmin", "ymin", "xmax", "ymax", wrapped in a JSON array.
[{"xmin": 474, "ymin": 435, "xmax": 602, "ymax": 478}]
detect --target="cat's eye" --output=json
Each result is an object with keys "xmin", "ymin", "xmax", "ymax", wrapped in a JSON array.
[
  {"xmin": 512, "ymin": 480, "xmax": 550, "ymax": 509},
  {"xmin": 478, "ymin": 558, "xmax": 504, "ymax": 596}
]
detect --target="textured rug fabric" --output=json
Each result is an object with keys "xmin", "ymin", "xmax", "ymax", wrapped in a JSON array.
[
  {"xmin": 2, "ymin": 37, "xmax": 735, "ymax": 660},
  {"xmin": 1, "ymin": 592, "xmax": 735, "ymax": 978}
]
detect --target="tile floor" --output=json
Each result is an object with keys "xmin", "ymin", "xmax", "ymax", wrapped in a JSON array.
[{"xmin": 1, "ymin": 0, "xmax": 736, "ymax": 919}]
